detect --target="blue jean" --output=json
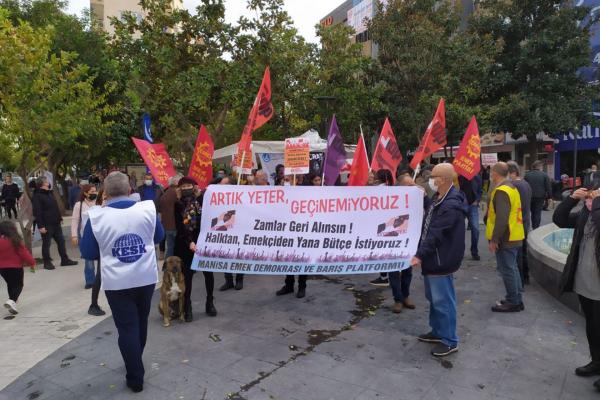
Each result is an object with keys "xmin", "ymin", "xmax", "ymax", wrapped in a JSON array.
[
  {"xmin": 83, "ymin": 258, "xmax": 96, "ymax": 286},
  {"xmin": 424, "ymin": 274, "xmax": 458, "ymax": 347},
  {"xmin": 467, "ymin": 204, "xmax": 480, "ymax": 256},
  {"xmin": 105, "ymin": 284, "xmax": 155, "ymax": 386},
  {"xmin": 495, "ymin": 247, "xmax": 523, "ymax": 305},
  {"xmin": 164, "ymin": 230, "xmax": 177, "ymax": 258},
  {"xmin": 389, "ymin": 267, "xmax": 413, "ymax": 303}
]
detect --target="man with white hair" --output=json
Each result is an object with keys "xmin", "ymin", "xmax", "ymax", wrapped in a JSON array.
[
  {"xmin": 159, "ymin": 173, "xmax": 183, "ymax": 258},
  {"xmin": 254, "ymin": 169, "xmax": 269, "ymax": 186},
  {"xmin": 80, "ymin": 171, "xmax": 164, "ymax": 393}
]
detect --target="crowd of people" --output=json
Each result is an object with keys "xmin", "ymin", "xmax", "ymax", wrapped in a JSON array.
[{"xmin": 0, "ymin": 158, "xmax": 599, "ymax": 394}]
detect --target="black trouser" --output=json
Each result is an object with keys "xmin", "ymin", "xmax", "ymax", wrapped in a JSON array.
[
  {"xmin": 91, "ymin": 261, "xmax": 102, "ymax": 307},
  {"xmin": 285, "ymin": 275, "xmax": 307, "ymax": 290},
  {"xmin": 224, "ymin": 273, "xmax": 244, "ymax": 284},
  {"xmin": 517, "ymin": 235, "xmax": 529, "ymax": 281},
  {"xmin": 4, "ymin": 200, "xmax": 17, "ymax": 219},
  {"xmin": 389, "ymin": 268, "xmax": 413, "ymax": 303},
  {"xmin": 530, "ymin": 198, "xmax": 545, "ymax": 230},
  {"xmin": 0, "ymin": 268, "xmax": 24, "ymax": 301},
  {"xmin": 41, "ymin": 224, "xmax": 69, "ymax": 262},
  {"xmin": 182, "ymin": 268, "xmax": 214, "ymax": 314},
  {"xmin": 159, "ymin": 238, "xmax": 165, "ymax": 253},
  {"xmin": 580, "ymin": 295, "xmax": 600, "ymax": 362},
  {"xmin": 105, "ymin": 284, "xmax": 155, "ymax": 386}
]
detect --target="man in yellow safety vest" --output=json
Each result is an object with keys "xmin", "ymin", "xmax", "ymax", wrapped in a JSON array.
[{"xmin": 486, "ymin": 162, "xmax": 525, "ymax": 312}]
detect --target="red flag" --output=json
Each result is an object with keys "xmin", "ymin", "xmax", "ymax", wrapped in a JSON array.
[
  {"xmin": 188, "ymin": 125, "xmax": 214, "ymax": 189},
  {"xmin": 131, "ymin": 138, "xmax": 177, "ymax": 188},
  {"xmin": 235, "ymin": 67, "xmax": 274, "ymax": 172},
  {"xmin": 453, "ymin": 116, "xmax": 481, "ymax": 180},
  {"xmin": 371, "ymin": 118, "xmax": 402, "ymax": 183},
  {"xmin": 409, "ymin": 98, "xmax": 446, "ymax": 170},
  {"xmin": 348, "ymin": 134, "xmax": 370, "ymax": 186}
]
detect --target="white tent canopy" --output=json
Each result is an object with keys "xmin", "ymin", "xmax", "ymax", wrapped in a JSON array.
[{"xmin": 212, "ymin": 129, "xmax": 356, "ymax": 166}]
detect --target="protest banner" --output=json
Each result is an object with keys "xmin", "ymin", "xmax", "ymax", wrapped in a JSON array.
[
  {"xmin": 191, "ymin": 185, "xmax": 423, "ymax": 275},
  {"xmin": 453, "ymin": 116, "xmax": 481, "ymax": 180},
  {"xmin": 188, "ymin": 125, "xmax": 214, "ymax": 189},
  {"xmin": 131, "ymin": 138, "xmax": 177, "ymax": 187},
  {"xmin": 284, "ymin": 137, "xmax": 310, "ymax": 175},
  {"xmin": 482, "ymin": 153, "xmax": 498, "ymax": 167}
]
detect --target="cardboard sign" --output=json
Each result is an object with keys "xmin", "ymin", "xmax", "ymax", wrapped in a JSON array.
[
  {"xmin": 284, "ymin": 137, "xmax": 310, "ymax": 175},
  {"xmin": 481, "ymin": 153, "xmax": 498, "ymax": 167}
]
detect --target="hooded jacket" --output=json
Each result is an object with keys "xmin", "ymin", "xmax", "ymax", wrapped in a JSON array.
[{"xmin": 416, "ymin": 186, "xmax": 468, "ymax": 275}]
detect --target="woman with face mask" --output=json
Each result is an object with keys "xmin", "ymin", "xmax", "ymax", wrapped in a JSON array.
[
  {"xmin": 553, "ymin": 181, "xmax": 600, "ymax": 391},
  {"xmin": 174, "ymin": 176, "xmax": 217, "ymax": 321},
  {"xmin": 71, "ymin": 185, "xmax": 102, "ymax": 291}
]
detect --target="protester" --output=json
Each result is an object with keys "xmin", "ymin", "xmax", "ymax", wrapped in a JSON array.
[
  {"xmin": 553, "ymin": 182, "xmax": 600, "ymax": 391},
  {"xmin": 274, "ymin": 164, "xmax": 285, "ymax": 186},
  {"xmin": 584, "ymin": 163, "xmax": 599, "ymax": 187},
  {"xmin": 0, "ymin": 221, "xmax": 36, "ymax": 315},
  {"xmin": 71, "ymin": 184, "xmax": 99, "ymax": 289},
  {"xmin": 80, "ymin": 172, "xmax": 164, "ymax": 393},
  {"xmin": 486, "ymin": 162, "xmax": 525, "ymax": 312},
  {"xmin": 159, "ymin": 174, "xmax": 182, "ymax": 258},
  {"xmin": 129, "ymin": 171, "xmax": 138, "ymax": 191},
  {"xmin": 174, "ymin": 176, "xmax": 217, "ymax": 320},
  {"xmin": 507, "ymin": 161, "xmax": 533, "ymax": 285},
  {"xmin": 216, "ymin": 169, "xmax": 226, "ymax": 179},
  {"xmin": 137, "ymin": 173, "xmax": 164, "ymax": 208},
  {"xmin": 412, "ymin": 163, "xmax": 466, "ymax": 357},
  {"xmin": 220, "ymin": 177, "xmax": 244, "ymax": 291},
  {"xmin": 32, "ymin": 176, "xmax": 77, "ymax": 270},
  {"xmin": 458, "ymin": 173, "xmax": 483, "ymax": 260},
  {"xmin": 524, "ymin": 161, "xmax": 551, "ymax": 229},
  {"xmin": 2, "ymin": 173, "xmax": 21, "ymax": 219},
  {"xmin": 254, "ymin": 170, "xmax": 269, "ymax": 186},
  {"xmin": 369, "ymin": 169, "xmax": 394, "ymax": 287},
  {"xmin": 85, "ymin": 188, "xmax": 107, "ymax": 317}
]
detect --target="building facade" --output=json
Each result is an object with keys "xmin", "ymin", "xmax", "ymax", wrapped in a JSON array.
[{"xmin": 90, "ymin": 0, "xmax": 183, "ymax": 35}]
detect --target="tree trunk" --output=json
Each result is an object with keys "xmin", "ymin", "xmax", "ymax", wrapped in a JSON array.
[{"xmin": 526, "ymin": 134, "xmax": 538, "ymax": 169}]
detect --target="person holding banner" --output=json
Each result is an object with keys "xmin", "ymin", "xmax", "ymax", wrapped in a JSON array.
[
  {"xmin": 412, "ymin": 163, "xmax": 467, "ymax": 357},
  {"xmin": 174, "ymin": 177, "xmax": 217, "ymax": 320}
]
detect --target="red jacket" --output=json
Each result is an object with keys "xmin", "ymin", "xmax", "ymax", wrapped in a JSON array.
[{"xmin": 0, "ymin": 237, "xmax": 36, "ymax": 268}]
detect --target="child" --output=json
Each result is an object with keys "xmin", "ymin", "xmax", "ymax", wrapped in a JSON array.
[{"xmin": 0, "ymin": 221, "xmax": 35, "ymax": 314}]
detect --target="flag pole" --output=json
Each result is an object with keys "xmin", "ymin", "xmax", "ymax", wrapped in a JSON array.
[
  {"xmin": 293, "ymin": 174, "xmax": 296, "ymax": 186},
  {"xmin": 360, "ymin": 124, "xmax": 370, "ymax": 173},
  {"xmin": 412, "ymin": 164, "xmax": 421, "ymax": 181},
  {"xmin": 237, "ymin": 150, "xmax": 246, "ymax": 185}
]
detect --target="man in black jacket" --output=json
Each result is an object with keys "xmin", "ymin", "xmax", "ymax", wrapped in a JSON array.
[
  {"xmin": 412, "ymin": 163, "xmax": 467, "ymax": 357},
  {"xmin": 32, "ymin": 176, "xmax": 77, "ymax": 270},
  {"xmin": 524, "ymin": 161, "xmax": 551, "ymax": 229},
  {"xmin": 2, "ymin": 173, "xmax": 21, "ymax": 219},
  {"xmin": 553, "ymin": 182, "xmax": 600, "ymax": 392}
]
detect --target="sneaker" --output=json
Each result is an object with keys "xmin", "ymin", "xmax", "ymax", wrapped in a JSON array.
[
  {"xmin": 403, "ymin": 297, "xmax": 416, "ymax": 310},
  {"xmin": 369, "ymin": 277, "xmax": 389, "ymax": 287},
  {"xmin": 431, "ymin": 343, "xmax": 458, "ymax": 357},
  {"xmin": 88, "ymin": 305, "xmax": 106, "ymax": 316},
  {"xmin": 472, "ymin": 254, "xmax": 481, "ymax": 261},
  {"xmin": 60, "ymin": 259, "xmax": 78, "ymax": 267},
  {"xmin": 499, "ymin": 300, "xmax": 525, "ymax": 311},
  {"xmin": 126, "ymin": 381, "xmax": 143, "ymax": 393},
  {"xmin": 234, "ymin": 280, "xmax": 244, "ymax": 291},
  {"xmin": 84, "ymin": 284, "xmax": 93, "ymax": 290},
  {"xmin": 44, "ymin": 261, "xmax": 56, "ymax": 270},
  {"xmin": 491, "ymin": 302, "xmax": 523, "ymax": 312},
  {"xmin": 4, "ymin": 300, "xmax": 18, "ymax": 315},
  {"xmin": 296, "ymin": 289, "xmax": 306, "ymax": 299},
  {"xmin": 418, "ymin": 332, "xmax": 443, "ymax": 343},
  {"xmin": 392, "ymin": 302, "xmax": 403, "ymax": 313},
  {"xmin": 219, "ymin": 281, "xmax": 234, "ymax": 291},
  {"xmin": 276, "ymin": 285, "xmax": 294, "ymax": 296},
  {"xmin": 575, "ymin": 361, "xmax": 600, "ymax": 377}
]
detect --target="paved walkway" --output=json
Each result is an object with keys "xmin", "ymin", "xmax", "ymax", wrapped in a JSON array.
[{"xmin": 1, "ymin": 210, "xmax": 598, "ymax": 400}]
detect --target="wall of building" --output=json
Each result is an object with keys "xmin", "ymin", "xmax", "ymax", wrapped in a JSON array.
[{"xmin": 90, "ymin": 0, "xmax": 183, "ymax": 35}]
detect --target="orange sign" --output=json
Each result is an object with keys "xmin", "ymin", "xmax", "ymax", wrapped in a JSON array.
[{"xmin": 284, "ymin": 137, "xmax": 310, "ymax": 175}]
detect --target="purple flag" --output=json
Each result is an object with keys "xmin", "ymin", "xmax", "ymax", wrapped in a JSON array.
[{"xmin": 323, "ymin": 115, "xmax": 347, "ymax": 186}]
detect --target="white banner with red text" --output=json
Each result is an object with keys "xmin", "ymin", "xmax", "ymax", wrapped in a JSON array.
[{"xmin": 191, "ymin": 186, "xmax": 423, "ymax": 275}]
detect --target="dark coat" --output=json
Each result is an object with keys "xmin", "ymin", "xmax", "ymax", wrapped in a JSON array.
[
  {"xmin": 416, "ymin": 186, "xmax": 468, "ymax": 276},
  {"xmin": 553, "ymin": 196, "xmax": 600, "ymax": 294},
  {"xmin": 1, "ymin": 183, "xmax": 21, "ymax": 202},
  {"xmin": 32, "ymin": 188, "xmax": 62, "ymax": 229},
  {"xmin": 174, "ymin": 195, "xmax": 202, "ymax": 268},
  {"xmin": 524, "ymin": 170, "xmax": 551, "ymax": 199}
]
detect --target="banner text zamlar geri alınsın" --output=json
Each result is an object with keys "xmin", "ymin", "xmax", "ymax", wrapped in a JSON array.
[{"xmin": 191, "ymin": 186, "xmax": 424, "ymax": 275}]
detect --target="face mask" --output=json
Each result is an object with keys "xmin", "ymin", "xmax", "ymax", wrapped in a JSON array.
[
  {"xmin": 217, "ymin": 173, "xmax": 225, "ymax": 178},
  {"xmin": 181, "ymin": 189, "xmax": 194, "ymax": 197},
  {"xmin": 284, "ymin": 182, "xmax": 291, "ymax": 186},
  {"xmin": 585, "ymin": 198, "xmax": 593, "ymax": 211},
  {"xmin": 87, "ymin": 194, "xmax": 98, "ymax": 201},
  {"xmin": 428, "ymin": 178, "xmax": 438, "ymax": 192},
  {"xmin": 144, "ymin": 180, "xmax": 153, "ymax": 186}
]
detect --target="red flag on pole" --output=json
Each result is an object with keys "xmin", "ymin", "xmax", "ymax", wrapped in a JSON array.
[
  {"xmin": 188, "ymin": 125, "xmax": 214, "ymax": 189},
  {"xmin": 348, "ymin": 134, "xmax": 370, "ymax": 186},
  {"xmin": 371, "ymin": 118, "xmax": 402, "ymax": 183},
  {"xmin": 234, "ymin": 67, "xmax": 274, "ymax": 173},
  {"xmin": 131, "ymin": 138, "xmax": 177, "ymax": 188},
  {"xmin": 409, "ymin": 98, "xmax": 446, "ymax": 170},
  {"xmin": 452, "ymin": 116, "xmax": 481, "ymax": 180}
]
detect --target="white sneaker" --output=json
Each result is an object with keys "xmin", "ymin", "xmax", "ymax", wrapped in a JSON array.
[{"xmin": 4, "ymin": 300, "xmax": 18, "ymax": 315}]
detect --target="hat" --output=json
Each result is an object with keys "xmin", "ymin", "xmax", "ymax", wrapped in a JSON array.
[{"xmin": 178, "ymin": 176, "xmax": 197, "ymax": 186}]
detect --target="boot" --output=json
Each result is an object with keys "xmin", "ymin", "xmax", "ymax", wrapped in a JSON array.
[
  {"xmin": 296, "ymin": 288, "xmax": 306, "ymax": 299},
  {"xmin": 44, "ymin": 260, "xmax": 56, "ymax": 270},
  {"xmin": 205, "ymin": 297, "xmax": 217, "ymax": 317},
  {"xmin": 235, "ymin": 275, "xmax": 244, "ymax": 291},
  {"xmin": 184, "ymin": 302, "xmax": 193, "ymax": 322},
  {"xmin": 276, "ymin": 285, "xmax": 294, "ymax": 296},
  {"xmin": 575, "ymin": 361, "xmax": 600, "ymax": 377},
  {"xmin": 219, "ymin": 275, "xmax": 234, "ymax": 291}
]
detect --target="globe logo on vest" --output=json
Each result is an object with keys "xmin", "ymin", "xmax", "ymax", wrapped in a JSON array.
[{"xmin": 112, "ymin": 234, "xmax": 147, "ymax": 263}]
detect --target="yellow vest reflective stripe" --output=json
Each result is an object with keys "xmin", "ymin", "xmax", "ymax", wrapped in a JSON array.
[{"xmin": 485, "ymin": 184, "xmax": 525, "ymax": 241}]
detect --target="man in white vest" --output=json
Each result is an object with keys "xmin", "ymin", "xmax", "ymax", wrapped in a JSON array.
[{"xmin": 80, "ymin": 171, "xmax": 164, "ymax": 393}]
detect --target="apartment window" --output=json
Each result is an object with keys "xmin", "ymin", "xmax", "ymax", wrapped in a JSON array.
[{"xmin": 356, "ymin": 30, "xmax": 370, "ymax": 43}]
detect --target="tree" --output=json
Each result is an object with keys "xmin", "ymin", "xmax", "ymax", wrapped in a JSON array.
[
  {"xmin": 469, "ymin": 0, "xmax": 595, "ymax": 154},
  {"xmin": 369, "ymin": 0, "xmax": 499, "ymax": 153}
]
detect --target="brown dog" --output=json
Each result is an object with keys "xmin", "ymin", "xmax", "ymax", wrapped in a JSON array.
[{"xmin": 158, "ymin": 256, "xmax": 185, "ymax": 327}]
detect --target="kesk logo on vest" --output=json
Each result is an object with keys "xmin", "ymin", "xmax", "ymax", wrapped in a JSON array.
[{"xmin": 112, "ymin": 233, "xmax": 147, "ymax": 263}]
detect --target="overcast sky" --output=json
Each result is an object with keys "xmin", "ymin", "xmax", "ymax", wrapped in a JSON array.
[{"xmin": 65, "ymin": 0, "xmax": 343, "ymax": 43}]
